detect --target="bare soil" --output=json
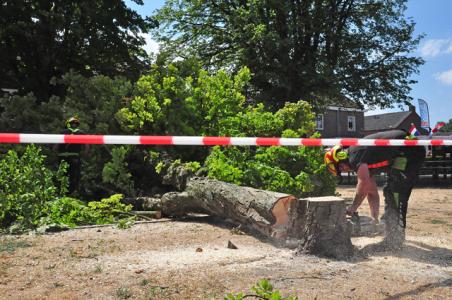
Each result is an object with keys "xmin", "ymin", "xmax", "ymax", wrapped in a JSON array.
[{"xmin": 1, "ymin": 186, "xmax": 451, "ymax": 300}]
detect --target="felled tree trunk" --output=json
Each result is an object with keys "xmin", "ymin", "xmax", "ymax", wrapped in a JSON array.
[{"xmin": 160, "ymin": 177, "xmax": 297, "ymax": 238}]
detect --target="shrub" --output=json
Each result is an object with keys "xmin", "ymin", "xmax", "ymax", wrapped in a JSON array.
[
  {"xmin": 0, "ymin": 145, "xmax": 133, "ymax": 231},
  {"xmin": 0, "ymin": 145, "xmax": 68, "ymax": 230},
  {"xmin": 223, "ymin": 279, "xmax": 298, "ymax": 300},
  {"xmin": 84, "ymin": 194, "xmax": 132, "ymax": 224},
  {"xmin": 39, "ymin": 194, "xmax": 132, "ymax": 228},
  {"xmin": 47, "ymin": 197, "xmax": 92, "ymax": 227},
  {"xmin": 102, "ymin": 146, "xmax": 135, "ymax": 196}
]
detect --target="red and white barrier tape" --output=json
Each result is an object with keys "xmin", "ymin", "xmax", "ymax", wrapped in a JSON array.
[{"xmin": 0, "ymin": 133, "xmax": 451, "ymax": 146}]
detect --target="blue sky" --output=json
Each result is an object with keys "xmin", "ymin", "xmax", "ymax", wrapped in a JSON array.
[{"xmin": 126, "ymin": 0, "xmax": 452, "ymax": 126}]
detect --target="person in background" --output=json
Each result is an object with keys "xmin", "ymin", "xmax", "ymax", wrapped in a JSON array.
[
  {"xmin": 324, "ymin": 130, "xmax": 425, "ymax": 249},
  {"xmin": 56, "ymin": 116, "xmax": 89, "ymax": 194}
]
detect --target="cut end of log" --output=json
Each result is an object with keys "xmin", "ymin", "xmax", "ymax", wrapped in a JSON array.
[{"xmin": 270, "ymin": 195, "xmax": 297, "ymax": 239}]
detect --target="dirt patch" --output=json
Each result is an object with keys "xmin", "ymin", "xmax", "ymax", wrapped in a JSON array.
[{"xmin": 1, "ymin": 187, "xmax": 451, "ymax": 299}]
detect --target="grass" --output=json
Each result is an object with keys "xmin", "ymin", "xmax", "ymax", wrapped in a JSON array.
[
  {"xmin": 68, "ymin": 247, "xmax": 98, "ymax": 259},
  {"xmin": 45, "ymin": 263, "xmax": 56, "ymax": 270},
  {"xmin": 116, "ymin": 287, "xmax": 133, "ymax": 299},
  {"xmin": 69, "ymin": 248, "xmax": 77, "ymax": 257},
  {"xmin": 94, "ymin": 264, "xmax": 103, "ymax": 273},
  {"xmin": 140, "ymin": 279, "xmax": 150, "ymax": 286},
  {"xmin": 430, "ymin": 219, "xmax": 447, "ymax": 225},
  {"xmin": 0, "ymin": 239, "xmax": 32, "ymax": 253},
  {"xmin": 147, "ymin": 286, "xmax": 170, "ymax": 298}
]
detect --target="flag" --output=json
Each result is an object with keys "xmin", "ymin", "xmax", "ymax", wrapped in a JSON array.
[
  {"xmin": 429, "ymin": 121, "xmax": 446, "ymax": 138},
  {"xmin": 409, "ymin": 123, "xmax": 420, "ymax": 138},
  {"xmin": 418, "ymin": 99, "xmax": 430, "ymax": 130}
]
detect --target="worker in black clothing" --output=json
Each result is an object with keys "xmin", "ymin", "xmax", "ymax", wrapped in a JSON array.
[
  {"xmin": 56, "ymin": 116, "xmax": 89, "ymax": 194},
  {"xmin": 324, "ymin": 130, "xmax": 425, "ymax": 249}
]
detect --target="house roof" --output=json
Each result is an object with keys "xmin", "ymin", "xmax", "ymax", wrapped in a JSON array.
[
  {"xmin": 433, "ymin": 131, "xmax": 452, "ymax": 138},
  {"xmin": 364, "ymin": 111, "xmax": 412, "ymax": 131},
  {"xmin": 326, "ymin": 97, "xmax": 364, "ymax": 110}
]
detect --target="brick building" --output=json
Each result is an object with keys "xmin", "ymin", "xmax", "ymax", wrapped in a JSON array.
[{"xmin": 315, "ymin": 106, "xmax": 364, "ymax": 138}]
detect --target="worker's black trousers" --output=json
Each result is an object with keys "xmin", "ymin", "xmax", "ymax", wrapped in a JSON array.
[{"xmin": 382, "ymin": 147, "xmax": 425, "ymax": 245}]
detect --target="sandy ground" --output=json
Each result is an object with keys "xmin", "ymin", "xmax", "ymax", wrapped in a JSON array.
[{"xmin": 1, "ymin": 186, "xmax": 451, "ymax": 300}]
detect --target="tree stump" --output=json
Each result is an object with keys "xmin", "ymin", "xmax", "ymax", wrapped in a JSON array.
[{"xmin": 288, "ymin": 197, "xmax": 354, "ymax": 258}]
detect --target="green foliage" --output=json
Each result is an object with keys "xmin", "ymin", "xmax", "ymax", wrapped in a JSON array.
[
  {"xmin": 51, "ymin": 73, "xmax": 136, "ymax": 198},
  {"xmin": 155, "ymin": 161, "xmax": 165, "ymax": 175},
  {"xmin": 1, "ymin": 58, "xmax": 335, "ymax": 204},
  {"xmin": 116, "ymin": 60, "xmax": 255, "ymax": 182},
  {"xmin": 0, "ymin": 73, "xmax": 136, "ymax": 198},
  {"xmin": 206, "ymin": 101, "xmax": 335, "ymax": 197},
  {"xmin": 0, "ymin": 0, "xmax": 156, "ymax": 100},
  {"xmin": 47, "ymin": 197, "xmax": 92, "ymax": 227},
  {"xmin": 102, "ymin": 146, "xmax": 135, "ymax": 197},
  {"xmin": 0, "ymin": 72, "xmax": 132, "ymax": 139},
  {"xmin": 46, "ymin": 194, "xmax": 132, "ymax": 227},
  {"xmin": 439, "ymin": 119, "xmax": 452, "ymax": 133},
  {"xmin": 0, "ymin": 93, "xmax": 41, "ymax": 133},
  {"xmin": 155, "ymin": 0, "xmax": 423, "ymax": 109},
  {"xmin": 117, "ymin": 59, "xmax": 250, "ymax": 137},
  {"xmin": 0, "ymin": 144, "xmax": 132, "ymax": 231},
  {"xmin": 85, "ymin": 194, "xmax": 132, "ymax": 225},
  {"xmin": 0, "ymin": 145, "xmax": 68, "ymax": 229},
  {"xmin": 40, "ymin": 72, "xmax": 133, "ymax": 135},
  {"xmin": 183, "ymin": 161, "xmax": 201, "ymax": 173},
  {"xmin": 118, "ymin": 60, "xmax": 333, "ymax": 197},
  {"xmin": 117, "ymin": 58, "xmax": 199, "ymax": 133},
  {"xmin": 116, "ymin": 217, "xmax": 136, "ymax": 229},
  {"xmin": 223, "ymin": 279, "xmax": 298, "ymax": 300}
]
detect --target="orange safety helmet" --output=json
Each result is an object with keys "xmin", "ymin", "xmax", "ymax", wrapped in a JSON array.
[{"xmin": 324, "ymin": 145, "xmax": 348, "ymax": 176}]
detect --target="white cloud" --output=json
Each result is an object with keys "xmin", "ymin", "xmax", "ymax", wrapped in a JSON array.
[
  {"xmin": 446, "ymin": 42, "xmax": 452, "ymax": 54},
  {"xmin": 420, "ymin": 39, "xmax": 448, "ymax": 57},
  {"xmin": 436, "ymin": 69, "xmax": 452, "ymax": 85},
  {"xmin": 141, "ymin": 33, "xmax": 159, "ymax": 54}
]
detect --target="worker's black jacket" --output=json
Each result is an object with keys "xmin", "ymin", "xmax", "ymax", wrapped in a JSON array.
[
  {"xmin": 348, "ymin": 130, "xmax": 410, "ymax": 173},
  {"xmin": 58, "ymin": 127, "xmax": 84, "ymax": 157}
]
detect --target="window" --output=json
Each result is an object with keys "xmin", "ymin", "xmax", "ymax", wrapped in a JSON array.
[
  {"xmin": 347, "ymin": 116, "xmax": 356, "ymax": 132},
  {"xmin": 316, "ymin": 114, "xmax": 324, "ymax": 130}
]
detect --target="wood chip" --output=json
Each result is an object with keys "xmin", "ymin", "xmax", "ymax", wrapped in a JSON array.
[{"xmin": 227, "ymin": 240, "xmax": 238, "ymax": 249}]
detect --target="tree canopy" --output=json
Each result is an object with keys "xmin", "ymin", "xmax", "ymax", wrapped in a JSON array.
[
  {"xmin": 439, "ymin": 119, "xmax": 452, "ymax": 133},
  {"xmin": 0, "ymin": 0, "xmax": 157, "ymax": 100},
  {"xmin": 153, "ymin": 0, "xmax": 423, "ymax": 110}
]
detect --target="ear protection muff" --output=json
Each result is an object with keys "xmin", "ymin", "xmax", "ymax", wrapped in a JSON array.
[{"xmin": 332, "ymin": 145, "xmax": 348, "ymax": 161}]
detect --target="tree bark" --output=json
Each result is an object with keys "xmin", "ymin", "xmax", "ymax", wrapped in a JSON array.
[
  {"xmin": 289, "ymin": 197, "xmax": 354, "ymax": 258},
  {"xmin": 143, "ymin": 177, "xmax": 297, "ymax": 238}
]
